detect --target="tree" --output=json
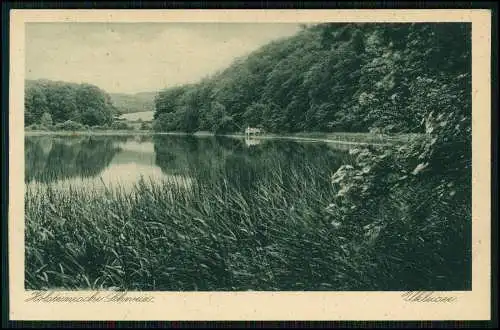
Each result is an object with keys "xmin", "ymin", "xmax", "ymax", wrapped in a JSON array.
[
  {"xmin": 216, "ymin": 115, "xmax": 236, "ymax": 135},
  {"xmin": 81, "ymin": 107, "xmax": 106, "ymax": 126},
  {"xmin": 25, "ymin": 84, "xmax": 48, "ymax": 125},
  {"xmin": 40, "ymin": 112, "xmax": 53, "ymax": 128},
  {"xmin": 153, "ymin": 113, "xmax": 177, "ymax": 132},
  {"xmin": 243, "ymin": 102, "xmax": 265, "ymax": 127},
  {"xmin": 206, "ymin": 101, "xmax": 226, "ymax": 133},
  {"xmin": 76, "ymin": 84, "xmax": 114, "ymax": 126},
  {"xmin": 25, "ymin": 80, "xmax": 116, "ymax": 128},
  {"xmin": 182, "ymin": 107, "xmax": 199, "ymax": 133}
]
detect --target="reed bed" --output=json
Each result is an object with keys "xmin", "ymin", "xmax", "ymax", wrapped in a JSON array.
[
  {"xmin": 27, "ymin": 159, "xmax": 349, "ymax": 291},
  {"xmin": 25, "ymin": 149, "xmax": 469, "ymax": 291}
]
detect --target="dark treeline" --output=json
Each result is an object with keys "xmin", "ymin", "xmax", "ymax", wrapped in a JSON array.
[
  {"xmin": 25, "ymin": 79, "xmax": 117, "ymax": 129},
  {"xmin": 153, "ymin": 23, "xmax": 470, "ymax": 134}
]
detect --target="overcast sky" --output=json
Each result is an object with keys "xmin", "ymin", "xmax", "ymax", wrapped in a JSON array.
[{"xmin": 25, "ymin": 23, "xmax": 301, "ymax": 94}]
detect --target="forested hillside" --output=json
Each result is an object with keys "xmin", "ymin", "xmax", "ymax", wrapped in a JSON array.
[
  {"xmin": 109, "ymin": 92, "xmax": 156, "ymax": 115},
  {"xmin": 153, "ymin": 23, "xmax": 470, "ymax": 135},
  {"xmin": 25, "ymin": 79, "xmax": 117, "ymax": 128}
]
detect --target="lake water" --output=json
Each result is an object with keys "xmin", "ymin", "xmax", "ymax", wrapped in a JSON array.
[{"xmin": 25, "ymin": 134, "xmax": 352, "ymax": 192}]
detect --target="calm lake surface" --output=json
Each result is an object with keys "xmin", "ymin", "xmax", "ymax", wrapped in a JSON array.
[{"xmin": 25, "ymin": 134, "xmax": 352, "ymax": 192}]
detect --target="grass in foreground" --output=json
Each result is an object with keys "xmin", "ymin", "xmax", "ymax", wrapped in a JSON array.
[
  {"xmin": 25, "ymin": 148, "xmax": 470, "ymax": 291},
  {"xmin": 26, "ymin": 161, "xmax": 347, "ymax": 291}
]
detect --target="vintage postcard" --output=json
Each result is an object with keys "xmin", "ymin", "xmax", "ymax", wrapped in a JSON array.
[{"xmin": 9, "ymin": 9, "xmax": 491, "ymax": 321}]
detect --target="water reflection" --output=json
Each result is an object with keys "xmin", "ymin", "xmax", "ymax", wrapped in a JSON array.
[
  {"xmin": 244, "ymin": 137, "xmax": 261, "ymax": 147},
  {"xmin": 153, "ymin": 135, "xmax": 348, "ymax": 193},
  {"xmin": 25, "ymin": 134, "xmax": 349, "ymax": 192},
  {"xmin": 25, "ymin": 136, "xmax": 121, "ymax": 183},
  {"xmin": 25, "ymin": 135, "xmax": 191, "ymax": 191}
]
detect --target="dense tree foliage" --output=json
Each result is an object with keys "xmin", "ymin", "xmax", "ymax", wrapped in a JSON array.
[
  {"xmin": 153, "ymin": 23, "xmax": 470, "ymax": 134},
  {"xmin": 325, "ymin": 75, "xmax": 472, "ymax": 288},
  {"xmin": 25, "ymin": 79, "xmax": 117, "ymax": 128},
  {"xmin": 323, "ymin": 24, "xmax": 472, "ymax": 288}
]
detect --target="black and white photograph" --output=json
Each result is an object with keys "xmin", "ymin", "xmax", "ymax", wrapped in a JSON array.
[
  {"xmin": 7, "ymin": 8, "xmax": 493, "ymax": 322},
  {"xmin": 23, "ymin": 20, "xmax": 473, "ymax": 292}
]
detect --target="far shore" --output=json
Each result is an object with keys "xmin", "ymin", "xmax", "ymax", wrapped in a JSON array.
[{"xmin": 25, "ymin": 129, "xmax": 423, "ymax": 145}]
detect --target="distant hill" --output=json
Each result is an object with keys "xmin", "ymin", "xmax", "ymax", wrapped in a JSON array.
[
  {"xmin": 109, "ymin": 92, "xmax": 157, "ymax": 114},
  {"xmin": 120, "ymin": 111, "xmax": 154, "ymax": 122}
]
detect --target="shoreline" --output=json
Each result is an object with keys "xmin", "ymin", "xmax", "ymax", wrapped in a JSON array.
[{"xmin": 24, "ymin": 130, "xmax": 422, "ymax": 145}]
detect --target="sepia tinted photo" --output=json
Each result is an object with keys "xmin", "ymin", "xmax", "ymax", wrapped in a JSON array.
[{"xmin": 24, "ymin": 21, "xmax": 472, "ymax": 293}]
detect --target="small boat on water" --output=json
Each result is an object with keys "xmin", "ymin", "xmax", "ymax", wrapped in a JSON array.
[{"xmin": 245, "ymin": 127, "xmax": 262, "ymax": 136}]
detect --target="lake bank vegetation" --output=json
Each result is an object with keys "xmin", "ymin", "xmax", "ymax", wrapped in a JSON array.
[
  {"xmin": 26, "ymin": 135, "xmax": 469, "ymax": 290},
  {"xmin": 24, "ymin": 129, "xmax": 417, "ymax": 146},
  {"xmin": 25, "ymin": 22, "xmax": 471, "ymax": 290}
]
